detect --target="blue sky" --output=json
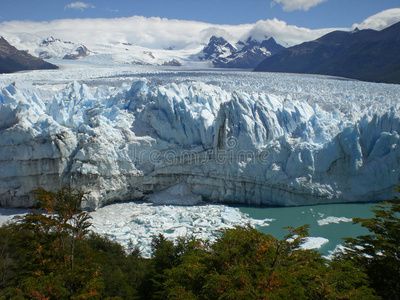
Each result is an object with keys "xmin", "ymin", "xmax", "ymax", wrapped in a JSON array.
[{"xmin": 0, "ymin": 0, "xmax": 399, "ymax": 29}]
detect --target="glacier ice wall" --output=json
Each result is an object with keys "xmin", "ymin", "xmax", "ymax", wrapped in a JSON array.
[{"xmin": 0, "ymin": 76, "xmax": 399, "ymax": 209}]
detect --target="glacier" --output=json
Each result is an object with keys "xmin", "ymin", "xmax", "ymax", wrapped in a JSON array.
[{"xmin": 0, "ymin": 64, "xmax": 399, "ymax": 209}]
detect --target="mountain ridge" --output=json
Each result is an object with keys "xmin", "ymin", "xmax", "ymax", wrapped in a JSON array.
[
  {"xmin": 0, "ymin": 36, "xmax": 58, "ymax": 73},
  {"xmin": 199, "ymin": 36, "xmax": 285, "ymax": 69},
  {"xmin": 254, "ymin": 21, "xmax": 400, "ymax": 84}
]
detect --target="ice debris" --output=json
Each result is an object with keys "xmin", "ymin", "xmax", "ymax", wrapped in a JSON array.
[
  {"xmin": 89, "ymin": 202, "xmax": 272, "ymax": 258},
  {"xmin": 301, "ymin": 237, "xmax": 329, "ymax": 250}
]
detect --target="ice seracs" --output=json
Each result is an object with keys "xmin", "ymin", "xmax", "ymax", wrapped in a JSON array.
[{"xmin": 0, "ymin": 66, "xmax": 399, "ymax": 209}]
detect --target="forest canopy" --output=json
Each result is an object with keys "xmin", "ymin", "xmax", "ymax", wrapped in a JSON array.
[{"xmin": 0, "ymin": 186, "xmax": 399, "ymax": 299}]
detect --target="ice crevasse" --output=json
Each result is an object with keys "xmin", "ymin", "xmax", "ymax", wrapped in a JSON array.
[{"xmin": 0, "ymin": 79, "xmax": 399, "ymax": 209}]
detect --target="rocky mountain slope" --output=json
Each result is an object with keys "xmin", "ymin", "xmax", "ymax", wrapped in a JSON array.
[
  {"xmin": 254, "ymin": 21, "xmax": 400, "ymax": 84},
  {"xmin": 0, "ymin": 37, "xmax": 58, "ymax": 73}
]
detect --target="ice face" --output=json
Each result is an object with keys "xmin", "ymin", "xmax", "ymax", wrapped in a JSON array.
[{"xmin": 0, "ymin": 65, "xmax": 399, "ymax": 208}]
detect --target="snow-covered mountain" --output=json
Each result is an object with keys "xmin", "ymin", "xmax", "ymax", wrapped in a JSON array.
[
  {"xmin": 36, "ymin": 36, "xmax": 92, "ymax": 61},
  {"xmin": 199, "ymin": 36, "xmax": 285, "ymax": 68},
  {"xmin": 0, "ymin": 65, "xmax": 398, "ymax": 209},
  {"xmin": 1, "ymin": 34, "xmax": 92, "ymax": 62},
  {"xmin": 0, "ymin": 33, "xmax": 203, "ymax": 68},
  {"xmin": 0, "ymin": 36, "xmax": 58, "ymax": 73},
  {"xmin": 198, "ymin": 36, "xmax": 237, "ymax": 61},
  {"xmin": 37, "ymin": 36, "xmax": 79, "ymax": 59},
  {"xmin": 0, "ymin": 8, "xmax": 398, "ymax": 69}
]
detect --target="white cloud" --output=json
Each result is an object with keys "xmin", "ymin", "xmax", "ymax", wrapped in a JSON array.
[
  {"xmin": 0, "ymin": 17, "xmax": 252, "ymax": 50},
  {"xmin": 271, "ymin": 0, "xmax": 326, "ymax": 12},
  {"xmin": 352, "ymin": 8, "xmax": 400, "ymax": 31},
  {"xmin": 199, "ymin": 27, "xmax": 236, "ymax": 44},
  {"xmin": 65, "ymin": 2, "xmax": 95, "ymax": 11},
  {"xmin": 245, "ymin": 18, "xmax": 337, "ymax": 46},
  {"xmin": 0, "ymin": 16, "xmax": 327, "ymax": 50},
  {"xmin": 0, "ymin": 9, "xmax": 396, "ymax": 52}
]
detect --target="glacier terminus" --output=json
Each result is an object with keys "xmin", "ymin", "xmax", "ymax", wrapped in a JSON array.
[{"xmin": 0, "ymin": 63, "xmax": 399, "ymax": 209}]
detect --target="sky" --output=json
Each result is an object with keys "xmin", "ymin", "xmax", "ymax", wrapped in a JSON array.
[
  {"xmin": 0, "ymin": 1, "xmax": 399, "ymax": 51},
  {"xmin": 0, "ymin": 0, "xmax": 399, "ymax": 29}
]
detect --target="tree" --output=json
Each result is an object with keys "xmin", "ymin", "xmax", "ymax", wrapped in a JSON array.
[
  {"xmin": 341, "ymin": 186, "xmax": 400, "ymax": 300},
  {"xmin": 1, "ymin": 186, "xmax": 104, "ymax": 299},
  {"xmin": 30, "ymin": 187, "xmax": 93, "ymax": 272},
  {"xmin": 158, "ymin": 237, "xmax": 210, "ymax": 300},
  {"xmin": 85, "ymin": 233, "xmax": 149, "ymax": 299},
  {"xmin": 202, "ymin": 225, "xmax": 370, "ymax": 299},
  {"xmin": 143, "ymin": 234, "xmax": 204, "ymax": 299},
  {"xmin": 154, "ymin": 225, "xmax": 376, "ymax": 299},
  {"xmin": 0, "ymin": 224, "xmax": 16, "ymax": 292}
]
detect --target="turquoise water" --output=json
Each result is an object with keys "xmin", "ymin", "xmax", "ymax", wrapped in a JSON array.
[
  {"xmin": 236, "ymin": 202, "xmax": 377, "ymax": 255},
  {"xmin": 0, "ymin": 202, "xmax": 379, "ymax": 257}
]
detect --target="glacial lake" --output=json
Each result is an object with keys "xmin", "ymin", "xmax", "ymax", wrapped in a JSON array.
[
  {"xmin": 236, "ymin": 202, "xmax": 377, "ymax": 255},
  {"xmin": 0, "ymin": 201, "xmax": 378, "ymax": 257}
]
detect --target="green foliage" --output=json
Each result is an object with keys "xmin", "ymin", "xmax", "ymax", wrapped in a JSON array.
[
  {"xmin": 85, "ymin": 233, "xmax": 149, "ymax": 299},
  {"xmin": 3, "ymin": 185, "xmax": 400, "ymax": 299},
  {"xmin": 138, "ymin": 234, "xmax": 198, "ymax": 299},
  {"xmin": 341, "ymin": 186, "xmax": 400, "ymax": 300},
  {"xmin": 151, "ymin": 225, "xmax": 376, "ymax": 299},
  {"xmin": 150, "ymin": 235, "xmax": 210, "ymax": 300},
  {"xmin": 0, "ymin": 223, "xmax": 19, "ymax": 293},
  {"xmin": 0, "ymin": 186, "xmax": 104, "ymax": 299}
]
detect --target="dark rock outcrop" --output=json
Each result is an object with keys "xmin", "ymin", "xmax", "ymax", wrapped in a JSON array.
[
  {"xmin": 63, "ymin": 45, "xmax": 91, "ymax": 60},
  {"xmin": 0, "ymin": 37, "xmax": 58, "ymax": 73},
  {"xmin": 161, "ymin": 59, "xmax": 182, "ymax": 66}
]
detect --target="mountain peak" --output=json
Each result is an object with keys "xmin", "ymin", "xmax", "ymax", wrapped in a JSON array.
[
  {"xmin": 199, "ymin": 35, "xmax": 285, "ymax": 69},
  {"xmin": 209, "ymin": 36, "xmax": 230, "ymax": 45},
  {"xmin": 199, "ymin": 36, "xmax": 236, "ymax": 61},
  {"xmin": 40, "ymin": 36, "xmax": 62, "ymax": 46}
]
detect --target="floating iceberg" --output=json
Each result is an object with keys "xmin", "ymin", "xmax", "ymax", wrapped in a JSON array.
[
  {"xmin": 301, "ymin": 237, "xmax": 329, "ymax": 250},
  {"xmin": 317, "ymin": 216, "xmax": 353, "ymax": 226}
]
